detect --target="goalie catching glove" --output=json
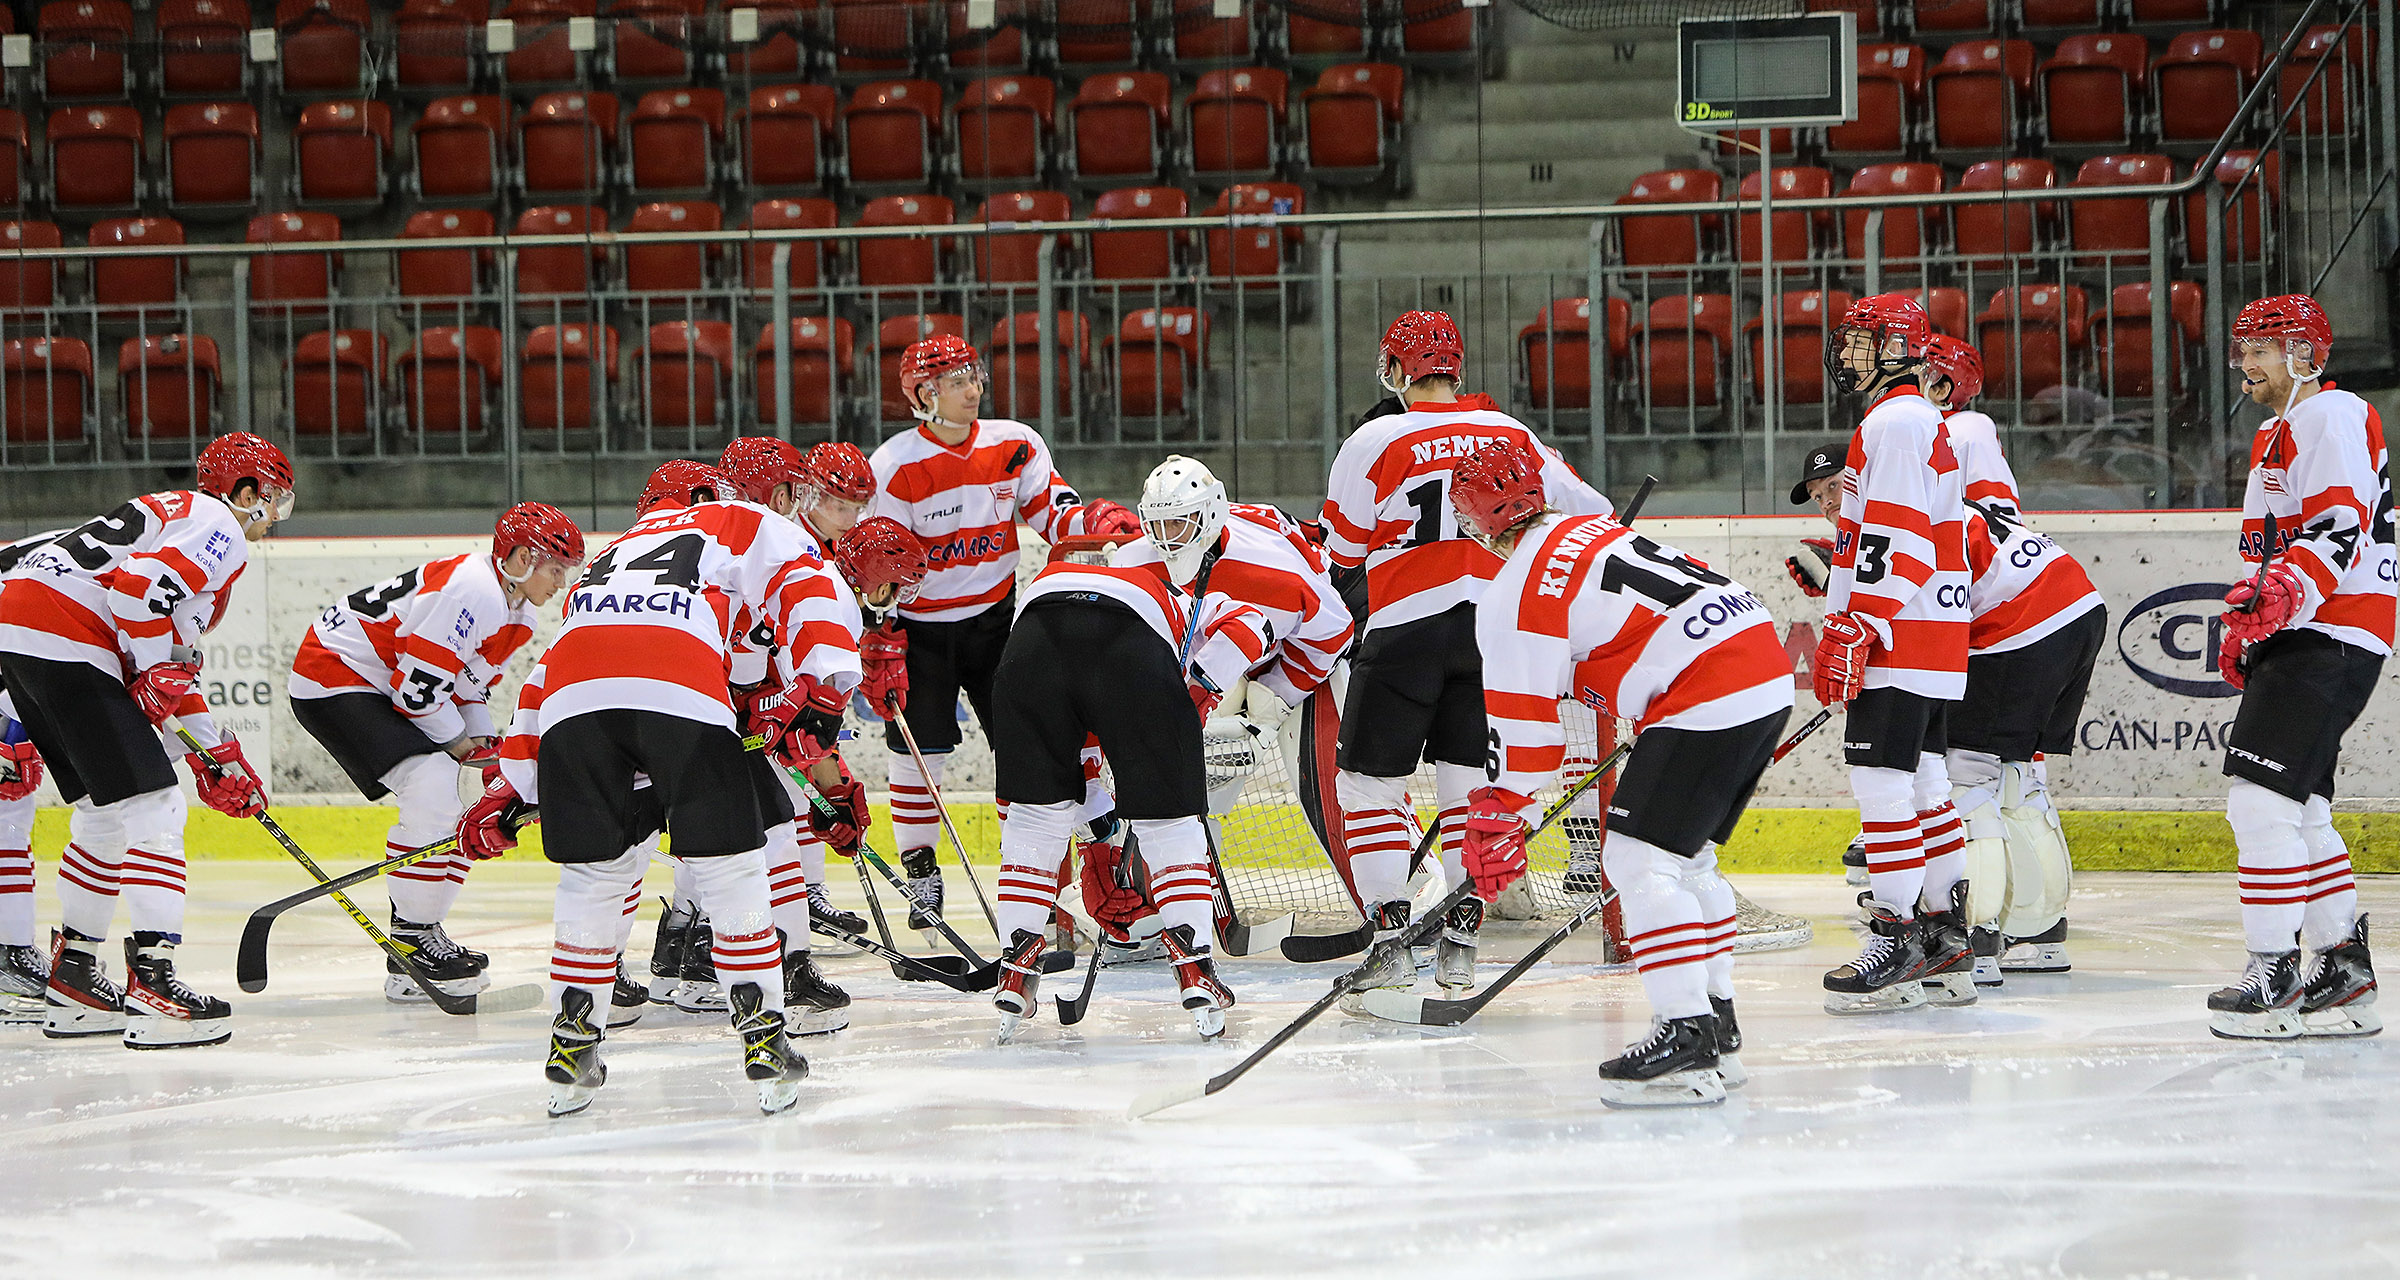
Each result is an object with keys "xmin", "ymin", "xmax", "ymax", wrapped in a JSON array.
[
  {"xmin": 1785, "ymin": 537, "xmax": 1834, "ymax": 599},
  {"xmin": 1813, "ymin": 611, "xmax": 1878, "ymax": 705},
  {"xmin": 1462, "ymin": 787, "xmax": 1535, "ymax": 903},
  {"xmin": 806, "ymin": 762, "xmax": 870, "ymax": 856},
  {"xmin": 2221, "ymin": 560, "xmax": 2303, "ymax": 643},
  {"xmin": 184, "ymin": 739, "xmax": 266, "ymax": 818}
]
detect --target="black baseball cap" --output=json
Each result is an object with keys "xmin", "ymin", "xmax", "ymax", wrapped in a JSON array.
[{"xmin": 1789, "ymin": 446, "xmax": 1843, "ymax": 505}]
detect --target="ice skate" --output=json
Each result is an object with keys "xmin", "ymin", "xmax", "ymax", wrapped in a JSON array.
[
  {"xmin": 384, "ymin": 915, "xmax": 491, "ymax": 1003},
  {"xmin": 1434, "ymin": 897, "xmax": 1482, "ymax": 993},
  {"xmin": 1348, "ymin": 901, "xmax": 1417, "ymax": 991},
  {"xmin": 122, "ymin": 934, "xmax": 231, "ymax": 1049},
  {"xmin": 1597, "ymin": 1015, "xmax": 1726, "ymax": 1109},
  {"xmin": 544, "ymin": 988, "xmax": 606, "ymax": 1117},
  {"xmin": 2207, "ymin": 948, "xmax": 2304, "ymax": 1040},
  {"xmin": 900, "ymin": 845, "xmax": 945, "ymax": 934},
  {"xmin": 1970, "ymin": 926, "xmax": 2006, "ymax": 988},
  {"xmin": 608, "ymin": 960, "xmax": 646, "ymax": 1029},
  {"xmin": 1916, "ymin": 881, "xmax": 1979, "ymax": 1007},
  {"xmin": 1710, "ymin": 996, "xmax": 1747, "ymax": 1088},
  {"xmin": 2000, "ymin": 918, "xmax": 2071, "ymax": 973},
  {"xmin": 1160, "ymin": 923, "xmax": 1233, "ymax": 1039},
  {"xmin": 806, "ymin": 883, "xmax": 866, "ymax": 937},
  {"xmin": 42, "ymin": 931, "xmax": 124, "ymax": 1039},
  {"xmin": 1841, "ymin": 832, "xmax": 1868, "ymax": 887},
  {"xmin": 672, "ymin": 913, "xmax": 729, "ymax": 1013},
  {"xmin": 992, "ymin": 928, "xmax": 1047, "ymax": 1043},
  {"xmin": 780, "ymin": 945, "xmax": 851, "ymax": 1036},
  {"xmin": 0, "ymin": 941, "xmax": 50, "ymax": 1025},
  {"xmin": 2300, "ymin": 915, "xmax": 2379, "ymax": 1038},
  {"xmin": 648, "ymin": 900, "xmax": 696, "ymax": 1003},
  {"xmin": 1562, "ymin": 819, "xmax": 1606, "ymax": 895},
  {"xmin": 729, "ymin": 981, "xmax": 808, "ymax": 1114},
  {"xmin": 1823, "ymin": 895, "xmax": 1927, "ymax": 1014}
]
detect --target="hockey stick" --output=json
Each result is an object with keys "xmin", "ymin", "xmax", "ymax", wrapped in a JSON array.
[
  {"xmin": 1129, "ymin": 748, "xmax": 1627, "ymax": 1119},
  {"xmin": 807, "ymin": 919, "xmax": 994, "ymax": 991},
  {"xmin": 782, "ymin": 763, "xmax": 992, "ymax": 965},
  {"xmin": 1351, "ymin": 708, "xmax": 1834, "ymax": 1026},
  {"xmin": 235, "ymin": 818, "xmax": 537, "ymax": 993},
  {"xmin": 171, "ymin": 722, "xmax": 540, "ymax": 1015},
  {"xmin": 890, "ymin": 711, "xmax": 1003, "ymax": 936}
]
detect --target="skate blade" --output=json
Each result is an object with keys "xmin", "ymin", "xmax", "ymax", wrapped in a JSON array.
[
  {"xmin": 1920, "ymin": 973, "xmax": 1980, "ymax": 1006},
  {"xmin": 994, "ymin": 1012, "xmax": 1024, "ymax": 1045},
  {"xmin": 385, "ymin": 972, "xmax": 492, "ymax": 1003},
  {"xmin": 1185, "ymin": 999, "xmax": 1226, "ymax": 1039},
  {"xmin": 784, "ymin": 1006, "xmax": 851, "ymax": 1036},
  {"xmin": 547, "ymin": 1083, "xmax": 599, "ymax": 1118},
  {"xmin": 123, "ymin": 1017, "xmax": 232, "ymax": 1049},
  {"xmin": 1999, "ymin": 944, "xmax": 2071, "ymax": 973},
  {"xmin": 42, "ymin": 1014, "xmax": 126, "ymax": 1038},
  {"xmin": 671, "ymin": 982, "xmax": 730, "ymax": 1015},
  {"xmin": 2299, "ymin": 1005, "xmax": 2382, "ymax": 1038},
  {"xmin": 1716, "ymin": 1051, "xmax": 1749, "ymax": 1089},
  {"xmin": 1971, "ymin": 956, "xmax": 2006, "ymax": 988},
  {"xmin": 2208, "ymin": 1007, "xmax": 2304, "ymax": 1040},
  {"xmin": 1100, "ymin": 942, "xmax": 1166, "ymax": 968},
  {"xmin": 605, "ymin": 1005, "xmax": 645, "ymax": 1030},
  {"xmin": 758, "ymin": 1075, "xmax": 805, "ymax": 1114},
  {"xmin": 1598, "ymin": 1068, "xmax": 1727, "ymax": 1109},
  {"xmin": 1824, "ymin": 981, "xmax": 1927, "ymax": 1015},
  {"xmin": 1843, "ymin": 867, "xmax": 1869, "ymax": 888},
  {"xmin": 646, "ymin": 976, "xmax": 679, "ymax": 1004}
]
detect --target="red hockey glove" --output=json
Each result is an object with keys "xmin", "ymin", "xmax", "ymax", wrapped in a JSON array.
[
  {"xmin": 185, "ymin": 739, "xmax": 266, "ymax": 818},
  {"xmin": 1813, "ymin": 611, "xmax": 1878, "ymax": 706},
  {"xmin": 1785, "ymin": 537, "xmax": 1834, "ymax": 599},
  {"xmin": 860, "ymin": 621, "xmax": 909, "ymax": 715},
  {"xmin": 1188, "ymin": 678, "xmax": 1223, "ymax": 722},
  {"xmin": 2222, "ymin": 560, "xmax": 2304, "ymax": 643},
  {"xmin": 2219, "ymin": 628, "xmax": 2249, "ymax": 691},
  {"xmin": 458, "ymin": 771, "xmax": 531, "ymax": 861},
  {"xmin": 1462, "ymin": 787, "xmax": 1535, "ymax": 903},
  {"xmin": 806, "ymin": 764, "xmax": 870, "ymax": 857},
  {"xmin": 1079, "ymin": 830, "xmax": 1157, "ymax": 931},
  {"xmin": 1081, "ymin": 499, "xmax": 1141, "ymax": 539},
  {"xmin": 0, "ymin": 739, "xmax": 41, "ymax": 802},
  {"xmin": 128, "ymin": 661, "xmax": 201, "ymax": 728},
  {"xmin": 739, "ymin": 679, "xmax": 806, "ymax": 750}
]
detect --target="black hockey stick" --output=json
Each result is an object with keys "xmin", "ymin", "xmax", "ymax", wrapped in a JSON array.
[
  {"xmin": 1130, "ymin": 749, "xmax": 1627, "ymax": 1119},
  {"xmin": 1055, "ymin": 933, "xmax": 1106, "ymax": 1025},
  {"xmin": 783, "ymin": 763, "xmax": 992, "ymax": 965},
  {"xmin": 890, "ymin": 711, "xmax": 1003, "ymax": 935},
  {"xmin": 807, "ymin": 919, "xmax": 994, "ymax": 991}
]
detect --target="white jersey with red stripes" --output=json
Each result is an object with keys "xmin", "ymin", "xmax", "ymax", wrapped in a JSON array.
[
  {"xmin": 2240, "ymin": 385, "xmax": 2397, "ymax": 655},
  {"xmin": 1478, "ymin": 513, "xmax": 1793, "ymax": 802},
  {"xmin": 287, "ymin": 553, "xmax": 539, "ymax": 744},
  {"xmin": 1943, "ymin": 410, "xmax": 2105, "ymax": 655},
  {"xmin": 1320, "ymin": 397, "xmax": 1612, "ymax": 634},
  {"xmin": 1825, "ymin": 386, "xmax": 1971, "ymax": 698},
  {"xmin": 868, "ymin": 418, "xmax": 1104, "ymax": 623},
  {"xmin": 1109, "ymin": 503, "xmax": 1353, "ymax": 704},
  {"xmin": 0, "ymin": 491, "xmax": 249, "ymax": 679},
  {"xmin": 1018, "ymin": 563, "xmax": 1272, "ymax": 699},
  {"xmin": 727, "ymin": 518, "xmax": 840, "ymax": 690}
]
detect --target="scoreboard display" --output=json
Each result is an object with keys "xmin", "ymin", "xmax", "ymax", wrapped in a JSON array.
[{"xmin": 1677, "ymin": 13, "xmax": 1858, "ymax": 131}]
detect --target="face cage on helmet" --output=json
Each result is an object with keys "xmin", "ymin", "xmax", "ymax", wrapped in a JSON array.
[{"xmin": 1825, "ymin": 324, "xmax": 1921, "ymax": 397}]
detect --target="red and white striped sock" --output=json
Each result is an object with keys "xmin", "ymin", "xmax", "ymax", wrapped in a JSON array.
[
  {"xmin": 1917, "ymin": 800, "xmax": 1967, "ymax": 911},
  {"xmin": 685, "ymin": 848, "xmax": 782, "ymax": 1007},
  {"xmin": 1684, "ymin": 845, "xmax": 1739, "ymax": 1002},
  {"xmin": 763, "ymin": 821, "xmax": 811, "ymax": 946},
  {"xmin": 1605, "ymin": 833, "xmax": 1711, "ymax": 1020},
  {"xmin": 1434, "ymin": 762, "xmax": 1481, "ymax": 886},
  {"xmin": 1135, "ymin": 819, "xmax": 1214, "ymax": 949},
  {"xmin": 550, "ymin": 852, "xmax": 640, "ymax": 1017},
  {"xmin": 57, "ymin": 841, "xmax": 122, "ymax": 939},
  {"xmin": 887, "ymin": 753, "xmax": 942, "ymax": 855},
  {"xmin": 994, "ymin": 802, "xmax": 1073, "ymax": 942},
  {"xmin": 2229, "ymin": 782, "xmax": 2308, "ymax": 952},
  {"xmin": 2300, "ymin": 797, "xmax": 2360, "ymax": 949},
  {"xmin": 120, "ymin": 843, "xmax": 188, "ymax": 937},
  {"xmin": 0, "ymin": 846, "xmax": 33, "ymax": 946},
  {"xmin": 1337, "ymin": 771, "xmax": 1416, "ymax": 907},
  {"xmin": 387, "ymin": 838, "xmax": 471, "ymax": 923}
]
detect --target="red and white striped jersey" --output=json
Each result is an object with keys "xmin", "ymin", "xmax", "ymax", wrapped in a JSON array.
[
  {"xmin": 537, "ymin": 500, "xmax": 846, "ymax": 733},
  {"xmin": 496, "ymin": 661, "xmax": 549, "ymax": 802},
  {"xmin": 868, "ymin": 418, "xmax": 1104, "ymax": 623},
  {"xmin": 0, "ymin": 491, "xmax": 249, "ymax": 679},
  {"xmin": 2241, "ymin": 386, "xmax": 2397, "ymax": 655},
  {"xmin": 1825, "ymin": 387, "xmax": 1971, "ymax": 698},
  {"xmin": 1478, "ymin": 513, "xmax": 1793, "ymax": 803},
  {"xmin": 1320, "ymin": 399, "xmax": 1612, "ymax": 633},
  {"xmin": 1110, "ymin": 503, "xmax": 1354, "ymax": 704},
  {"xmin": 1944, "ymin": 410, "xmax": 2104, "ymax": 655},
  {"xmin": 1019, "ymin": 562, "xmax": 1273, "ymax": 699},
  {"xmin": 726, "ymin": 519, "xmax": 841, "ymax": 690},
  {"xmin": 287, "ymin": 553, "xmax": 539, "ymax": 744}
]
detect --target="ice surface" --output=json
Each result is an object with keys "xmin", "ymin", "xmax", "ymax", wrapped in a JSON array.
[{"xmin": 3, "ymin": 866, "xmax": 2395, "ymax": 1279}]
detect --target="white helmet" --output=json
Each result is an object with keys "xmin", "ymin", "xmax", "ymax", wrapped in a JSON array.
[{"xmin": 1139, "ymin": 454, "xmax": 1228, "ymax": 587}]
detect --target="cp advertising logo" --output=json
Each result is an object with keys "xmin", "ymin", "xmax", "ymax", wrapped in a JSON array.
[{"xmin": 2117, "ymin": 583, "xmax": 2239, "ymax": 699}]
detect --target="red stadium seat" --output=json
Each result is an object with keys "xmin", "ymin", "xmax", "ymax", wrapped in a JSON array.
[
  {"xmin": 520, "ymin": 91, "xmax": 619, "ymax": 199},
  {"xmin": 1166, "ymin": 0, "xmax": 1256, "ymax": 63},
  {"xmin": 1829, "ymin": 43, "xmax": 1927, "ymax": 157},
  {"xmin": 1911, "ymin": 0, "xmax": 1993, "ymax": 33},
  {"xmin": 521, "ymin": 322, "xmax": 619, "ymax": 430},
  {"xmin": 2279, "ymin": 25, "xmax": 2371, "ymax": 138},
  {"xmin": 0, "ymin": 222, "xmax": 61, "ymax": 315},
  {"xmin": 1090, "ymin": 185, "xmax": 1188, "ymax": 283},
  {"xmin": 973, "ymin": 190, "xmax": 1071, "ymax": 287},
  {"xmin": 629, "ymin": 89, "xmax": 727, "ymax": 195},
  {"xmin": 247, "ymin": 211, "xmax": 343, "ymax": 315},
  {"xmin": 753, "ymin": 315, "xmax": 855, "ymax": 426},
  {"xmin": 277, "ymin": 0, "xmax": 374, "ymax": 97},
  {"xmin": 1896, "ymin": 286, "xmax": 1971, "ymax": 340},
  {"xmin": 636, "ymin": 319, "xmax": 737, "ymax": 429},
  {"xmin": 1746, "ymin": 290, "xmax": 1854, "ymax": 406},
  {"xmin": 158, "ymin": 0, "xmax": 250, "ymax": 97},
  {"xmin": 40, "ymin": 0, "xmax": 134, "ymax": 100},
  {"xmin": 1615, "ymin": 168, "xmax": 1721, "ymax": 271},
  {"xmin": 0, "ymin": 113, "xmax": 27, "ymax": 213},
  {"xmin": 2183, "ymin": 150, "xmax": 2276, "ymax": 266},
  {"xmin": 397, "ymin": 208, "xmax": 496, "ymax": 301},
  {"xmin": 1710, "ymin": 126, "xmax": 1799, "ymax": 162},
  {"xmin": 1302, "ymin": 63, "xmax": 1403, "ymax": 185},
  {"xmin": 845, "ymin": 80, "xmax": 944, "ymax": 189},
  {"xmin": 289, "ymin": 329, "xmax": 387, "ymax": 435},
  {"xmin": 413, "ymin": 96, "xmax": 511, "ymax": 203},
  {"xmin": 294, "ymin": 100, "xmax": 393, "ymax": 209},
  {"xmin": 1286, "ymin": 0, "xmax": 1369, "ymax": 63},
  {"xmin": 48, "ymin": 107, "xmax": 145, "ymax": 215},
  {"xmin": 1951, "ymin": 157, "xmax": 2055, "ymax": 270},
  {"xmin": 163, "ymin": 103, "xmax": 261, "ymax": 216},
  {"xmin": 2040, "ymin": 34, "xmax": 2147, "ymax": 148},
  {"xmin": 515, "ymin": 204, "xmax": 608, "ymax": 297},
  {"xmin": 120, "ymin": 335, "xmax": 219, "ymax": 439},
  {"xmin": 1520, "ymin": 297, "xmax": 1631, "ymax": 414},
  {"xmin": 741, "ymin": 85, "xmax": 839, "ymax": 191},
  {"xmin": 1978, "ymin": 285, "xmax": 2089, "ymax": 399},
  {"xmin": 857, "ymin": 193, "xmax": 955, "ymax": 300},
  {"xmin": 2068, "ymin": 153, "xmax": 2173, "ymax": 265},
  {"xmin": 1055, "ymin": 0, "xmax": 1141, "ymax": 69},
  {"xmin": 624, "ymin": 200, "xmax": 722, "ymax": 295},
  {"xmin": 1112, "ymin": 307, "xmax": 1205, "ymax": 418},
  {"xmin": 0, "ymin": 337, "xmax": 91, "ymax": 446},
  {"xmin": 2153, "ymin": 30, "xmax": 2262, "ymax": 146},
  {"xmin": 1069, "ymin": 72, "xmax": 1172, "ymax": 185},
  {"xmin": 2091, "ymin": 281, "xmax": 2203, "ymax": 398},
  {"xmin": 612, "ymin": 0, "xmax": 703, "ymax": 84},
  {"xmin": 943, "ymin": 0, "xmax": 1031, "ymax": 76},
  {"xmin": 954, "ymin": 76, "xmax": 1056, "ymax": 187},
  {"xmin": 1205, "ymin": 182, "xmax": 1304, "ymax": 287},
  {"xmin": 875, "ymin": 313, "xmax": 966, "ymax": 420},
  {"xmin": 89, "ymin": 217, "xmax": 185, "ymax": 317},
  {"xmin": 1736, "ymin": 167, "xmax": 1832, "ymax": 275},
  {"xmin": 1638, "ymin": 294, "xmax": 1736, "ymax": 410},
  {"xmin": 398, "ymin": 325, "xmax": 506, "ymax": 434},
  {"xmin": 744, "ymin": 197, "xmax": 838, "ymax": 297},
  {"xmin": 1397, "ymin": 0, "xmax": 1475, "ymax": 64},
  {"xmin": 501, "ymin": 0, "xmax": 598, "ymax": 91},
  {"xmin": 724, "ymin": 0, "xmax": 810, "ymax": 78},
  {"xmin": 395, "ymin": 0, "xmax": 484, "ymax": 95},
  {"xmin": 1841, "ymin": 163, "xmax": 1943, "ymax": 266},
  {"xmin": 1805, "ymin": 0, "xmax": 1877, "ymax": 36},
  {"xmin": 987, "ymin": 311, "xmax": 1091, "ymax": 421},
  {"xmin": 1929, "ymin": 39, "xmax": 2034, "ymax": 154},
  {"xmin": 828, "ymin": 0, "xmax": 915, "ymax": 78},
  {"xmin": 1187, "ymin": 67, "xmax": 1288, "ymax": 182}
]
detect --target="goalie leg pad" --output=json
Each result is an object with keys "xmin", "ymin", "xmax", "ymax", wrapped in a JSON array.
[
  {"xmin": 1999, "ymin": 762, "xmax": 2074, "ymax": 940},
  {"xmin": 1946, "ymin": 749, "xmax": 2011, "ymax": 933}
]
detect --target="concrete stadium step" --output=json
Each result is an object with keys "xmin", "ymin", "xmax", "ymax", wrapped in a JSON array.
[
  {"xmin": 1419, "ymin": 78, "xmax": 1690, "ymax": 126},
  {"xmin": 1408, "ymin": 156, "xmax": 1670, "ymax": 208},
  {"xmin": 1410, "ymin": 117, "xmax": 1696, "ymax": 164}
]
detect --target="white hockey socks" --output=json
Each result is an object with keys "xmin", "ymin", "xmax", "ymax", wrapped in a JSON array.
[
  {"xmin": 0, "ymin": 796, "xmax": 33, "ymax": 947},
  {"xmin": 1682, "ymin": 842, "xmax": 1738, "ymax": 1002},
  {"xmin": 2228, "ymin": 780, "xmax": 2310, "ymax": 952},
  {"xmin": 382, "ymin": 752, "xmax": 471, "ymax": 924},
  {"xmin": 2299, "ymin": 795, "xmax": 2360, "ymax": 950},
  {"xmin": 763, "ymin": 820, "xmax": 812, "ymax": 952},
  {"xmin": 686, "ymin": 849, "xmax": 782, "ymax": 1008},
  {"xmin": 1337, "ymin": 769, "xmax": 1414, "ymax": 907},
  {"xmin": 1132, "ymin": 818, "xmax": 1212, "ymax": 951},
  {"xmin": 1852, "ymin": 765, "xmax": 1924, "ymax": 918},
  {"xmin": 994, "ymin": 800, "xmax": 1075, "ymax": 942},
  {"xmin": 1434, "ymin": 762, "xmax": 1480, "ymax": 887},
  {"xmin": 1914, "ymin": 752, "xmax": 1965, "ymax": 912},
  {"xmin": 888, "ymin": 751, "xmax": 944, "ymax": 855},
  {"xmin": 551, "ymin": 849, "xmax": 641, "ymax": 1016},
  {"xmin": 1603, "ymin": 832, "xmax": 1711, "ymax": 1020},
  {"xmin": 116, "ymin": 788, "xmax": 189, "ymax": 938}
]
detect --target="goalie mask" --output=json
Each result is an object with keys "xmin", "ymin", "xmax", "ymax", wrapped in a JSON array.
[{"xmin": 1139, "ymin": 454, "xmax": 1228, "ymax": 586}]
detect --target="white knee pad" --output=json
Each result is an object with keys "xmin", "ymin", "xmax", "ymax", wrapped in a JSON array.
[
  {"xmin": 2227, "ymin": 780, "xmax": 2308, "ymax": 853},
  {"xmin": 1680, "ymin": 841, "xmax": 1731, "ymax": 899},
  {"xmin": 68, "ymin": 796, "xmax": 129, "ymax": 860},
  {"xmin": 1127, "ymin": 817, "xmax": 1205, "ymax": 867},
  {"xmin": 2303, "ymin": 794, "xmax": 2337, "ymax": 841},
  {"xmin": 117, "ymin": 786, "xmax": 187, "ymax": 859},
  {"xmin": 889, "ymin": 750, "xmax": 941, "ymax": 791},
  {"xmin": 684, "ymin": 847, "xmax": 775, "ymax": 937},
  {"xmin": 1337, "ymin": 769, "xmax": 1410, "ymax": 815},
  {"xmin": 1849, "ymin": 765, "xmax": 1916, "ymax": 824},
  {"xmin": 556, "ymin": 847, "xmax": 647, "ymax": 948},
  {"xmin": 0, "ymin": 793, "xmax": 34, "ymax": 849},
  {"xmin": 1602, "ymin": 832, "xmax": 1687, "ymax": 912},
  {"xmin": 1911, "ymin": 751, "xmax": 1952, "ymax": 812},
  {"xmin": 996, "ymin": 798, "xmax": 1077, "ymax": 863},
  {"xmin": 381, "ymin": 752, "xmax": 465, "ymax": 847}
]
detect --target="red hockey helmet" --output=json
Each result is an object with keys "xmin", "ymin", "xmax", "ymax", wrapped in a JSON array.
[
  {"xmin": 196, "ymin": 431, "xmax": 295, "ymax": 511},
  {"xmin": 494, "ymin": 501, "xmax": 585, "ymax": 566},
  {"xmin": 1922, "ymin": 334, "xmax": 1984, "ymax": 406},
  {"xmin": 718, "ymin": 436, "xmax": 805, "ymax": 506},
  {"xmin": 1825, "ymin": 293, "xmax": 1933, "ymax": 396},
  {"xmin": 898, "ymin": 334, "xmax": 985, "ymax": 417},
  {"xmin": 1450, "ymin": 439, "xmax": 1547, "ymax": 544},
  {"xmin": 798, "ymin": 441, "xmax": 876, "ymax": 504},
  {"xmin": 1379, "ymin": 310, "xmax": 1465, "ymax": 393},
  {"xmin": 638, "ymin": 460, "xmax": 735, "ymax": 514},
  {"xmin": 835, "ymin": 516, "xmax": 929, "ymax": 603},
  {"xmin": 2230, "ymin": 293, "xmax": 2332, "ymax": 374}
]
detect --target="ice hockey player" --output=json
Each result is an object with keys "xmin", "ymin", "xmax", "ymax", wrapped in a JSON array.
[
  {"xmin": 866, "ymin": 334, "xmax": 1142, "ymax": 936},
  {"xmin": 0, "ymin": 693, "xmax": 48, "ymax": 1021},
  {"xmin": 0, "ymin": 431, "xmax": 295, "ymax": 1047},
  {"xmin": 288, "ymin": 502, "xmax": 584, "ymax": 1002},
  {"xmin": 2207, "ymin": 294, "xmax": 2387, "ymax": 1040},
  {"xmin": 1806, "ymin": 293, "xmax": 1975, "ymax": 1014},
  {"xmin": 984, "ymin": 555, "xmax": 1271, "ymax": 1041},
  {"xmin": 1319, "ymin": 310, "xmax": 1612, "ymax": 993},
  {"xmin": 1452, "ymin": 440, "xmax": 1792, "ymax": 1106},
  {"xmin": 462, "ymin": 462, "xmax": 827, "ymax": 1116}
]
